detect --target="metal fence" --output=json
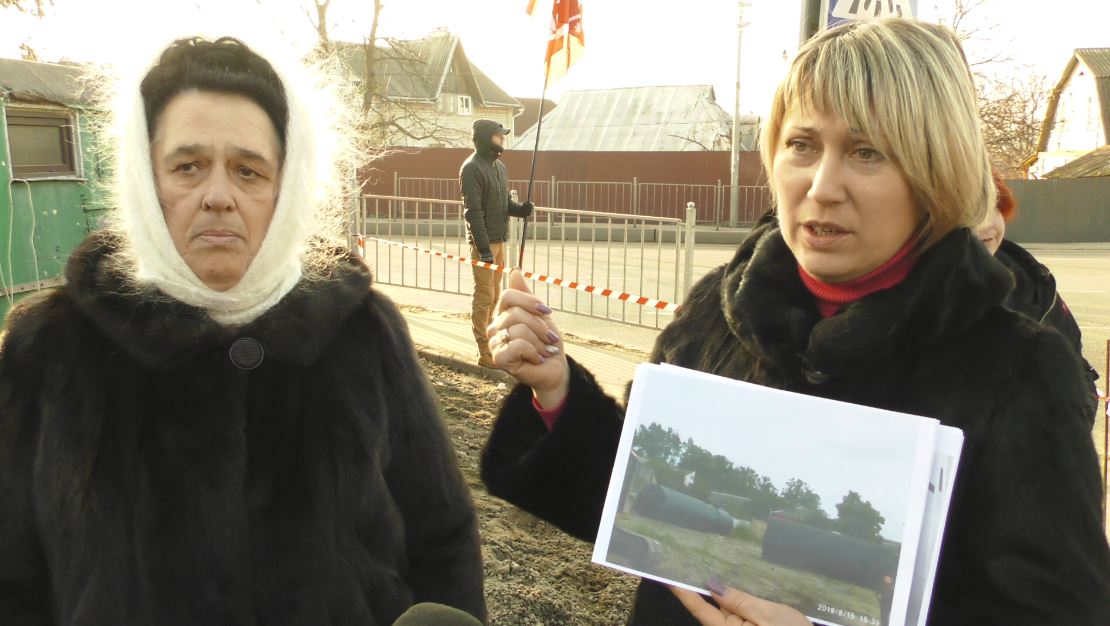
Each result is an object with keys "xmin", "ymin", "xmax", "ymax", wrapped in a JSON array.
[
  {"xmin": 395, "ymin": 176, "xmax": 556, "ymax": 209},
  {"xmin": 1005, "ymin": 177, "xmax": 1110, "ymax": 243},
  {"xmin": 356, "ymin": 194, "xmax": 697, "ymax": 329},
  {"xmin": 395, "ymin": 175, "xmax": 771, "ymax": 225}
]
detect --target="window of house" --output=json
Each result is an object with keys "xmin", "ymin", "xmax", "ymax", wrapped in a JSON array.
[
  {"xmin": 6, "ymin": 109, "xmax": 79, "ymax": 178},
  {"xmin": 457, "ymin": 95, "xmax": 472, "ymax": 116}
]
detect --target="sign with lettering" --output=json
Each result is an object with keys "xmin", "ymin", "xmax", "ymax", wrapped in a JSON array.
[{"xmin": 824, "ymin": 0, "xmax": 917, "ymax": 31}]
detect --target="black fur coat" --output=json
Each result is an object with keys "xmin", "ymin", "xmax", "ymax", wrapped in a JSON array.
[
  {"xmin": 481, "ymin": 224, "xmax": 1110, "ymax": 625},
  {"xmin": 0, "ymin": 233, "xmax": 485, "ymax": 625},
  {"xmin": 996, "ymin": 238, "xmax": 1099, "ymax": 416}
]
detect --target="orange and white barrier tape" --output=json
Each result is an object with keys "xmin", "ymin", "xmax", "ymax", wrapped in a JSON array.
[{"xmin": 357, "ymin": 236, "xmax": 681, "ymax": 313}]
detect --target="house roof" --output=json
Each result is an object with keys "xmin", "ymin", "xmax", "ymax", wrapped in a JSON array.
[
  {"xmin": 514, "ymin": 97, "xmax": 557, "ymax": 136},
  {"xmin": 1075, "ymin": 48, "xmax": 1110, "ymax": 78},
  {"xmin": 1033, "ymin": 48, "xmax": 1110, "ymax": 161},
  {"xmin": 336, "ymin": 31, "xmax": 520, "ymax": 110},
  {"xmin": 0, "ymin": 57, "xmax": 90, "ymax": 107},
  {"xmin": 1076, "ymin": 48, "xmax": 1110, "ymax": 141},
  {"xmin": 1044, "ymin": 144, "xmax": 1110, "ymax": 178},
  {"xmin": 511, "ymin": 85, "xmax": 758, "ymax": 152}
]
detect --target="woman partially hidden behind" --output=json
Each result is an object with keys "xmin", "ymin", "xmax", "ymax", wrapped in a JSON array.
[
  {"xmin": 480, "ymin": 18, "xmax": 1110, "ymax": 626},
  {"xmin": 0, "ymin": 37, "xmax": 484, "ymax": 625}
]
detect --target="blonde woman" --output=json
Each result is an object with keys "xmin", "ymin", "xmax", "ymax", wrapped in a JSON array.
[{"xmin": 480, "ymin": 19, "xmax": 1110, "ymax": 626}]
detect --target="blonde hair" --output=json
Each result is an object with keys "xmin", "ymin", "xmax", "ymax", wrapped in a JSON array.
[{"xmin": 760, "ymin": 19, "xmax": 995, "ymax": 249}]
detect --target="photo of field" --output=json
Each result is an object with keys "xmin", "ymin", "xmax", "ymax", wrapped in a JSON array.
[{"xmin": 606, "ymin": 421, "xmax": 903, "ymax": 626}]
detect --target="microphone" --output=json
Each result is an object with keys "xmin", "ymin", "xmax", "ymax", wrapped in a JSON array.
[{"xmin": 392, "ymin": 603, "xmax": 484, "ymax": 626}]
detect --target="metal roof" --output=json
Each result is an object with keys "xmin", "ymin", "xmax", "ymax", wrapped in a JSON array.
[
  {"xmin": 337, "ymin": 32, "xmax": 520, "ymax": 109},
  {"xmin": 1075, "ymin": 48, "xmax": 1110, "ymax": 78},
  {"xmin": 510, "ymin": 85, "xmax": 759, "ymax": 152},
  {"xmin": 1044, "ymin": 145, "xmax": 1110, "ymax": 178},
  {"xmin": 514, "ymin": 97, "xmax": 558, "ymax": 136},
  {"xmin": 0, "ymin": 57, "xmax": 90, "ymax": 107},
  {"xmin": 1076, "ymin": 49, "xmax": 1110, "ymax": 142},
  {"xmin": 1034, "ymin": 48, "xmax": 1110, "ymax": 161}
]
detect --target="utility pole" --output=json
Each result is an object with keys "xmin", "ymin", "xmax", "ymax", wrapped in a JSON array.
[
  {"xmin": 729, "ymin": 1, "xmax": 751, "ymax": 228},
  {"xmin": 799, "ymin": 0, "xmax": 823, "ymax": 45}
]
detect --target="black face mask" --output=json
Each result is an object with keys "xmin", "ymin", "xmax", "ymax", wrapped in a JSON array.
[{"xmin": 474, "ymin": 127, "xmax": 506, "ymax": 158}]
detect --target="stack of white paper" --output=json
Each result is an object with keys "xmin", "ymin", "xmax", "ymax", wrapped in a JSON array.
[{"xmin": 592, "ymin": 364, "xmax": 963, "ymax": 626}]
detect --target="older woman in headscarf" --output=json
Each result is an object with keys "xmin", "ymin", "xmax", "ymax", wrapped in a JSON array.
[
  {"xmin": 0, "ymin": 37, "xmax": 484, "ymax": 625},
  {"xmin": 479, "ymin": 18, "xmax": 1110, "ymax": 626}
]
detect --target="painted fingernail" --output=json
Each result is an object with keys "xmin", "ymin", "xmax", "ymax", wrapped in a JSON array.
[
  {"xmin": 539, "ymin": 355, "xmax": 546, "ymax": 364},
  {"xmin": 546, "ymin": 330, "xmax": 560, "ymax": 343},
  {"xmin": 706, "ymin": 576, "xmax": 727, "ymax": 596},
  {"xmin": 536, "ymin": 303, "xmax": 553, "ymax": 315},
  {"xmin": 545, "ymin": 345, "xmax": 561, "ymax": 355}
]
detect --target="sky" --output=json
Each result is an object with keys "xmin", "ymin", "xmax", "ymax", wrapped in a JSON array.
[
  {"xmin": 1, "ymin": 0, "xmax": 1107, "ymax": 117},
  {"xmin": 626, "ymin": 366, "xmax": 934, "ymax": 542}
]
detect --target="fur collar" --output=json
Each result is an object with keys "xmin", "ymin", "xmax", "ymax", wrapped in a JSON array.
[
  {"xmin": 995, "ymin": 238, "xmax": 1056, "ymax": 320},
  {"xmin": 721, "ymin": 224, "xmax": 1014, "ymax": 380},
  {"xmin": 65, "ymin": 232, "xmax": 372, "ymax": 370}
]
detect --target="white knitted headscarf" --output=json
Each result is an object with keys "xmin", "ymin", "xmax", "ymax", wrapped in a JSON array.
[{"xmin": 104, "ymin": 36, "xmax": 350, "ymax": 327}]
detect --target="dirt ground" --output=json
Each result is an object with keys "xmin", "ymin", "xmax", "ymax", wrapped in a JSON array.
[{"xmin": 423, "ymin": 359, "xmax": 639, "ymax": 625}]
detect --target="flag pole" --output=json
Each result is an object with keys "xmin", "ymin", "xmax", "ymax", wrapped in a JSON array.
[{"xmin": 519, "ymin": 72, "xmax": 549, "ymax": 269}]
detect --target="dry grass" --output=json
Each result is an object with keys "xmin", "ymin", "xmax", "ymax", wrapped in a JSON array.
[{"xmin": 614, "ymin": 513, "xmax": 884, "ymax": 626}]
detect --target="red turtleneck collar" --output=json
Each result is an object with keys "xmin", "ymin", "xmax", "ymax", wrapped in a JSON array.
[{"xmin": 798, "ymin": 240, "xmax": 918, "ymax": 318}]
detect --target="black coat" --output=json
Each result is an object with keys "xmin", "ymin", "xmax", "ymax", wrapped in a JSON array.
[
  {"xmin": 459, "ymin": 139, "xmax": 528, "ymax": 252},
  {"xmin": 996, "ymin": 239, "xmax": 1081, "ymax": 347},
  {"xmin": 481, "ymin": 224, "xmax": 1110, "ymax": 625},
  {"xmin": 995, "ymin": 239, "xmax": 1099, "ymax": 417},
  {"xmin": 0, "ymin": 234, "xmax": 485, "ymax": 625}
]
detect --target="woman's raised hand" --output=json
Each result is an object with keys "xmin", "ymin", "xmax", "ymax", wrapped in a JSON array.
[
  {"xmin": 487, "ymin": 270, "xmax": 570, "ymax": 408},
  {"xmin": 671, "ymin": 582, "xmax": 813, "ymax": 626}
]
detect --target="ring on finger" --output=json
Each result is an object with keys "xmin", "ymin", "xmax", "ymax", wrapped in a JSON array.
[{"xmin": 493, "ymin": 328, "xmax": 511, "ymax": 346}]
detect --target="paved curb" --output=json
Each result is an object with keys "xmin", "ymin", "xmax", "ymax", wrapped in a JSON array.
[{"xmin": 416, "ymin": 346, "xmax": 516, "ymax": 386}]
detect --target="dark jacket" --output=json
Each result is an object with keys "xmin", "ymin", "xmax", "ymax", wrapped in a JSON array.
[
  {"xmin": 481, "ymin": 224, "xmax": 1110, "ymax": 625},
  {"xmin": 459, "ymin": 137, "xmax": 529, "ymax": 253},
  {"xmin": 997, "ymin": 239, "xmax": 1081, "ymax": 346},
  {"xmin": 996, "ymin": 238, "xmax": 1099, "ymax": 417},
  {"xmin": 0, "ymin": 233, "xmax": 485, "ymax": 626}
]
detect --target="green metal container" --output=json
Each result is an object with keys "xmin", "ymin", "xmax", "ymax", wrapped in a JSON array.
[
  {"xmin": 761, "ymin": 516, "xmax": 899, "ymax": 588},
  {"xmin": 633, "ymin": 484, "xmax": 737, "ymax": 536},
  {"xmin": 1, "ymin": 59, "xmax": 108, "ymax": 323}
]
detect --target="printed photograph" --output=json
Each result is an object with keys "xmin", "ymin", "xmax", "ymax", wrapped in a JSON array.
[{"xmin": 601, "ymin": 372, "xmax": 931, "ymax": 626}]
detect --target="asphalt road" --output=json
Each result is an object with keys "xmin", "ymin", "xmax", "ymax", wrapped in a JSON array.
[{"xmin": 1028, "ymin": 247, "xmax": 1110, "ymax": 381}]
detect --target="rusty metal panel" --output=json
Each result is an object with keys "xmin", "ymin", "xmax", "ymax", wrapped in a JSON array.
[{"xmin": 362, "ymin": 148, "xmax": 767, "ymax": 194}]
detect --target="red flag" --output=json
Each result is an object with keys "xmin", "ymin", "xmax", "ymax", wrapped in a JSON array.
[{"xmin": 528, "ymin": 0, "xmax": 585, "ymax": 83}]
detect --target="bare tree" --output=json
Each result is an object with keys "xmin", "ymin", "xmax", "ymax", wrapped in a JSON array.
[
  {"xmin": 936, "ymin": 0, "xmax": 1048, "ymax": 175},
  {"xmin": 978, "ymin": 74, "xmax": 1049, "ymax": 177},
  {"xmin": 0, "ymin": 0, "xmax": 50, "ymax": 17},
  {"xmin": 18, "ymin": 41, "xmax": 40, "ymax": 62},
  {"xmin": 668, "ymin": 123, "xmax": 742, "ymax": 152},
  {"xmin": 667, "ymin": 134, "xmax": 721, "ymax": 152},
  {"xmin": 304, "ymin": 0, "xmax": 332, "ymax": 52},
  {"xmin": 939, "ymin": 0, "xmax": 1013, "ymax": 68},
  {"xmin": 3, "ymin": 0, "xmax": 49, "ymax": 64},
  {"xmin": 306, "ymin": 0, "xmax": 464, "ymax": 148},
  {"xmin": 361, "ymin": 0, "xmax": 383, "ymax": 114}
]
